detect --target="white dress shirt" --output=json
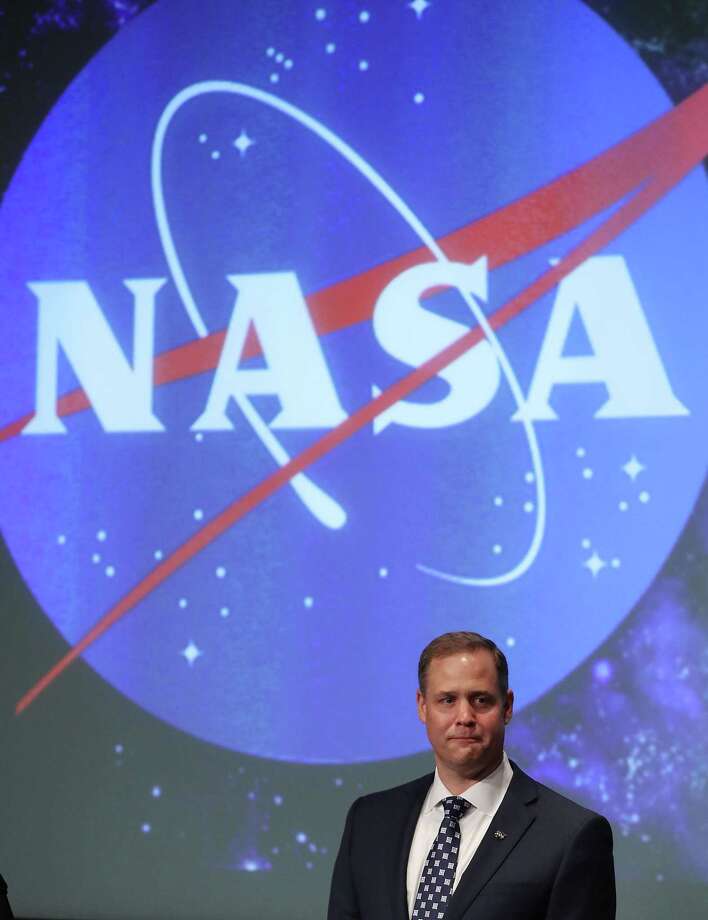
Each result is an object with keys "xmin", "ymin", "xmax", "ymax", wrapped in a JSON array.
[{"xmin": 406, "ymin": 752, "xmax": 514, "ymax": 918}]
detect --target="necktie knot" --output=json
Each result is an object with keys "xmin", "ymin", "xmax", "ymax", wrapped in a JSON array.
[{"xmin": 442, "ymin": 796, "xmax": 471, "ymax": 821}]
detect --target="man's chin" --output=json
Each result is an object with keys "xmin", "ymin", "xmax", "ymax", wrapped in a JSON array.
[
  {"xmin": 442, "ymin": 747, "xmax": 502, "ymax": 780},
  {"xmin": 448, "ymin": 749, "xmax": 486, "ymax": 771}
]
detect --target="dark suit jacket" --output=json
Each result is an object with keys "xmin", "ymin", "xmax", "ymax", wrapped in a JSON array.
[
  {"xmin": 328, "ymin": 762, "xmax": 615, "ymax": 920},
  {"xmin": 0, "ymin": 874, "xmax": 13, "ymax": 919}
]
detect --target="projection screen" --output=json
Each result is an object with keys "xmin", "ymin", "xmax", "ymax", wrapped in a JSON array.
[{"xmin": 1, "ymin": 1, "xmax": 706, "ymax": 918}]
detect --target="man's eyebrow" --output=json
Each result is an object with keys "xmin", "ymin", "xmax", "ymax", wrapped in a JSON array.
[{"xmin": 436, "ymin": 688, "xmax": 494, "ymax": 697}]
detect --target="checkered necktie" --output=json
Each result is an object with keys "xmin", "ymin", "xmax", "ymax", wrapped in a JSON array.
[{"xmin": 411, "ymin": 795, "xmax": 471, "ymax": 919}]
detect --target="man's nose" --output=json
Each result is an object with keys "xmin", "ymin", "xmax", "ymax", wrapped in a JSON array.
[{"xmin": 455, "ymin": 700, "xmax": 476, "ymax": 724}]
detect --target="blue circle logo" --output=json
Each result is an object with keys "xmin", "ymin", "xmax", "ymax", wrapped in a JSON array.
[{"xmin": 1, "ymin": 0, "xmax": 706, "ymax": 761}]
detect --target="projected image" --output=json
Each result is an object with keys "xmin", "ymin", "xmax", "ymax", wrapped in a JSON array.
[{"xmin": 0, "ymin": 1, "xmax": 706, "ymax": 917}]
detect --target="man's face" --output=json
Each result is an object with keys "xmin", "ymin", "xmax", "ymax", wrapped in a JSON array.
[{"xmin": 416, "ymin": 649, "xmax": 513, "ymax": 791}]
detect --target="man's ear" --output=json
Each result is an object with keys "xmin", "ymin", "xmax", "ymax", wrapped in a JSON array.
[
  {"xmin": 416, "ymin": 688, "xmax": 427, "ymax": 725},
  {"xmin": 503, "ymin": 689, "xmax": 514, "ymax": 724}
]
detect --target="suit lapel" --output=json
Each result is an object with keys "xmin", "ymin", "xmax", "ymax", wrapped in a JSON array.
[
  {"xmin": 392, "ymin": 773, "xmax": 434, "ymax": 920},
  {"xmin": 444, "ymin": 764, "xmax": 538, "ymax": 920}
]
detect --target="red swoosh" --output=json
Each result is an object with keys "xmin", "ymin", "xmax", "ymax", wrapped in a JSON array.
[{"xmin": 14, "ymin": 84, "xmax": 708, "ymax": 714}]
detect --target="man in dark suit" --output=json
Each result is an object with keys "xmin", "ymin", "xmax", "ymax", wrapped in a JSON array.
[{"xmin": 328, "ymin": 631, "xmax": 615, "ymax": 919}]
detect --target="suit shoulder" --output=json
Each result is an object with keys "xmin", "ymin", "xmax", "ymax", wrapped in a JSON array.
[
  {"xmin": 349, "ymin": 772, "xmax": 433, "ymax": 818},
  {"xmin": 518, "ymin": 768, "xmax": 612, "ymax": 837}
]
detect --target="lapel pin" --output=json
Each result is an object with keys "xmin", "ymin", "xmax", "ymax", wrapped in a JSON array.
[{"xmin": 493, "ymin": 830, "xmax": 507, "ymax": 840}]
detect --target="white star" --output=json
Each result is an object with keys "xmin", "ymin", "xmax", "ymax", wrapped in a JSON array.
[
  {"xmin": 622, "ymin": 454, "xmax": 645, "ymax": 481},
  {"xmin": 409, "ymin": 0, "xmax": 431, "ymax": 19},
  {"xmin": 181, "ymin": 640, "xmax": 203, "ymax": 666},
  {"xmin": 234, "ymin": 130, "xmax": 255, "ymax": 157},
  {"xmin": 583, "ymin": 551, "xmax": 607, "ymax": 578}
]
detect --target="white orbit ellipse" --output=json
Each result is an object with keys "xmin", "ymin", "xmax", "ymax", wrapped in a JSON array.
[{"xmin": 151, "ymin": 80, "xmax": 546, "ymax": 586}]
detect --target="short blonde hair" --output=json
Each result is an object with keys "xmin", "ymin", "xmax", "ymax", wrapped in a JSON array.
[{"xmin": 418, "ymin": 631, "xmax": 509, "ymax": 697}]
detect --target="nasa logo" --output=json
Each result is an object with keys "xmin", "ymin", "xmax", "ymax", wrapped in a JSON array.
[{"xmin": 1, "ymin": 0, "xmax": 707, "ymax": 762}]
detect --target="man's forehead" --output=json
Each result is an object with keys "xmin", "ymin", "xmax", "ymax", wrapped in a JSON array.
[{"xmin": 427, "ymin": 648, "xmax": 498, "ymax": 680}]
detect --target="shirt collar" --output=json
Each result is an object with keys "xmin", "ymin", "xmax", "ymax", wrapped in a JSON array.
[{"xmin": 424, "ymin": 751, "xmax": 513, "ymax": 818}]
